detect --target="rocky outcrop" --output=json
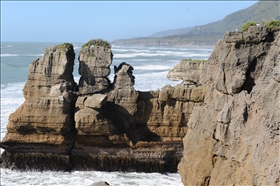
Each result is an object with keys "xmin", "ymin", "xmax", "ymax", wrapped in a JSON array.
[
  {"xmin": 1, "ymin": 43, "xmax": 77, "ymax": 156},
  {"xmin": 1, "ymin": 25, "xmax": 278, "ymax": 184},
  {"xmin": 178, "ymin": 26, "xmax": 280, "ymax": 185},
  {"xmin": 167, "ymin": 60, "xmax": 207, "ymax": 85},
  {"xmin": 78, "ymin": 39, "xmax": 112, "ymax": 95},
  {"xmin": 0, "ymin": 39, "xmax": 200, "ymax": 173}
]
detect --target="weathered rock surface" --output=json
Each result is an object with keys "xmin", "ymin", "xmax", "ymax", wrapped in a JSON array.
[
  {"xmin": 178, "ymin": 26, "xmax": 280, "ymax": 185},
  {"xmin": 1, "ymin": 43, "xmax": 77, "ymax": 156},
  {"xmin": 90, "ymin": 182, "xmax": 110, "ymax": 186},
  {"xmin": 1, "ymin": 25, "xmax": 278, "ymax": 185},
  {"xmin": 167, "ymin": 60, "xmax": 207, "ymax": 85},
  {"xmin": 78, "ymin": 39, "xmax": 113, "ymax": 95},
  {"xmin": 0, "ymin": 39, "xmax": 197, "ymax": 173}
]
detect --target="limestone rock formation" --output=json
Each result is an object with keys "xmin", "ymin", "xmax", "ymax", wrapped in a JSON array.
[
  {"xmin": 78, "ymin": 39, "xmax": 113, "ymax": 95},
  {"xmin": 178, "ymin": 26, "xmax": 280, "ymax": 185},
  {"xmin": 167, "ymin": 60, "xmax": 207, "ymax": 85},
  {"xmin": 1, "ymin": 43, "xmax": 77, "ymax": 154},
  {"xmin": 108, "ymin": 62, "xmax": 139, "ymax": 115},
  {"xmin": 1, "ymin": 25, "xmax": 278, "ymax": 183},
  {"xmin": 135, "ymin": 84, "xmax": 206, "ymax": 142}
]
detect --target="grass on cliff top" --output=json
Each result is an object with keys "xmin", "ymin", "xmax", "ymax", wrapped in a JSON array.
[
  {"xmin": 181, "ymin": 58, "xmax": 207, "ymax": 63},
  {"xmin": 57, "ymin": 43, "xmax": 73, "ymax": 50},
  {"xmin": 241, "ymin": 20, "xmax": 280, "ymax": 32},
  {"xmin": 82, "ymin": 39, "xmax": 111, "ymax": 48},
  {"xmin": 264, "ymin": 19, "xmax": 280, "ymax": 32}
]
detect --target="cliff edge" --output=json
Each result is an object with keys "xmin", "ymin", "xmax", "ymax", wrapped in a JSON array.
[
  {"xmin": 177, "ymin": 25, "xmax": 280, "ymax": 185},
  {"xmin": 0, "ymin": 39, "xmax": 202, "ymax": 172},
  {"xmin": 0, "ymin": 25, "xmax": 279, "ymax": 185}
]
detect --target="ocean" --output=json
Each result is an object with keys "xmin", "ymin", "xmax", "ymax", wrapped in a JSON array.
[{"xmin": 0, "ymin": 42, "xmax": 214, "ymax": 185}]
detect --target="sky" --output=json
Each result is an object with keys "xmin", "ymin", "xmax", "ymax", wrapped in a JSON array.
[{"xmin": 1, "ymin": 1, "xmax": 258, "ymax": 43}]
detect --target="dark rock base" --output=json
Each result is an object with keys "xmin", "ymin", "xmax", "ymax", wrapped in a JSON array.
[{"xmin": 1, "ymin": 150, "xmax": 181, "ymax": 173}]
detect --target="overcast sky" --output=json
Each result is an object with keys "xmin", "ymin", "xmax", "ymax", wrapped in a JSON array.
[{"xmin": 1, "ymin": 1, "xmax": 258, "ymax": 43}]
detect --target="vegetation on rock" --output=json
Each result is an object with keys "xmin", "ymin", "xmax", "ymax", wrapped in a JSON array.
[
  {"xmin": 57, "ymin": 43, "xmax": 73, "ymax": 50},
  {"xmin": 265, "ymin": 20, "xmax": 280, "ymax": 32},
  {"xmin": 241, "ymin": 21, "xmax": 257, "ymax": 32},
  {"xmin": 181, "ymin": 58, "xmax": 207, "ymax": 63},
  {"xmin": 82, "ymin": 39, "xmax": 111, "ymax": 48}
]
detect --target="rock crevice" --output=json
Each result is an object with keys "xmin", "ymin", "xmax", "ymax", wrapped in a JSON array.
[
  {"xmin": 0, "ymin": 26, "xmax": 279, "ymax": 186},
  {"xmin": 0, "ymin": 39, "xmax": 202, "ymax": 173},
  {"xmin": 178, "ymin": 26, "xmax": 280, "ymax": 186}
]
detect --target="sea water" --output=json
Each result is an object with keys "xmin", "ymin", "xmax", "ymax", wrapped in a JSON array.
[{"xmin": 0, "ymin": 42, "xmax": 214, "ymax": 185}]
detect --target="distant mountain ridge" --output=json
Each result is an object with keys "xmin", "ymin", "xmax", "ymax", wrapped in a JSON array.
[
  {"xmin": 149, "ymin": 27, "xmax": 194, "ymax": 37},
  {"xmin": 112, "ymin": 1, "xmax": 280, "ymax": 46}
]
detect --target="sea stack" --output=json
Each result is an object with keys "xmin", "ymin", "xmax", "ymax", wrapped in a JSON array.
[
  {"xmin": 1, "ymin": 43, "xmax": 77, "ymax": 170},
  {"xmin": 0, "ymin": 25, "xmax": 279, "ymax": 186},
  {"xmin": 78, "ymin": 39, "xmax": 113, "ymax": 94}
]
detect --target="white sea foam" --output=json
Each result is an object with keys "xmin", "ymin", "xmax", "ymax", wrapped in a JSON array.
[
  {"xmin": 134, "ymin": 71, "xmax": 181, "ymax": 91},
  {"xmin": 0, "ymin": 169, "xmax": 183, "ymax": 186},
  {"xmin": 1, "ymin": 82, "xmax": 25, "ymax": 141},
  {"xmin": 1, "ymin": 54, "xmax": 44, "ymax": 57},
  {"xmin": 134, "ymin": 65, "xmax": 172, "ymax": 71},
  {"xmin": 1, "ymin": 54, "xmax": 19, "ymax": 57},
  {"xmin": 114, "ymin": 52, "xmax": 180, "ymax": 58},
  {"xmin": 0, "ymin": 43, "xmax": 213, "ymax": 186}
]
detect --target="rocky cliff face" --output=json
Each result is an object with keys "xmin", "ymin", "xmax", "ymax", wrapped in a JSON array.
[
  {"xmin": 177, "ymin": 26, "xmax": 280, "ymax": 185},
  {"xmin": 0, "ymin": 39, "xmax": 199, "ymax": 172},
  {"xmin": 78, "ymin": 39, "xmax": 113, "ymax": 94},
  {"xmin": 1, "ymin": 26, "xmax": 279, "ymax": 184},
  {"xmin": 2, "ymin": 44, "xmax": 77, "ymax": 155}
]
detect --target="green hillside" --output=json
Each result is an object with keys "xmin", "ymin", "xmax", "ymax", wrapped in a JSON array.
[
  {"xmin": 149, "ymin": 27, "xmax": 194, "ymax": 37},
  {"xmin": 112, "ymin": 1, "xmax": 280, "ymax": 46}
]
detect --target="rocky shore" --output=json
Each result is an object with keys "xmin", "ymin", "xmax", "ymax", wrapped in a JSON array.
[
  {"xmin": 177, "ymin": 25, "xmax": 280, "ymax": 185},
  {"xmin": 0, "ymin": 39, "xmax": 199, "ymax": 173},
  {"xmin": 1, "ymin": 25, "xmax": 279, "ymax": 185}
]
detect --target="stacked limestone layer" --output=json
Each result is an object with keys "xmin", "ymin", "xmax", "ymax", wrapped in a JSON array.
[
  {"xmin": 0, "ymin": 38, "xmax": 195, "ymax": 172},
  {"xmin": 72, "ymin": 60, "xmax": 200, "ymax": 172},
  {"xmin": 2, "ymin": 25, "xmax": 278, "ymax": 179},
  {"xmin": 1, "ymin": 43, "xmax": 77, "ymax": 156},
  {"xmin": 78, "ymin": 39, "xmax": 113, "ymax": 95},
  {"xmin": 178, "ymin": 26, "xmax": 280, "ymax": 185},
  {"xmin": 167, "ymin": 60, "xmax": 207, "ymax": 85}
]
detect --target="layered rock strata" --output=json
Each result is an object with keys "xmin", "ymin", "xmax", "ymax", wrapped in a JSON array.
[
  {"xmin": 167, "ymin": 59, "xmax": 207, "ymax": 85},
  {"xmin": 1, "ymin": 25, "xmax": 278, "ymax": 184},
  {"xmin": 178, "ymin": 25, "xmax": 280, "ymax": 185},
  {"xmin": 1, "ymin": 39, "xmax": 200, "ymax": 172},
  {"xmin": 1, "ymin": 43, "xmax": 77, "ymax": 170},
  {"xmin": 78, "ymin": 39, "xmax": 112, "ymax": 95},
  {"xmin": 2, "ymin": 43, "xmax": 77, "ymax": 153}
]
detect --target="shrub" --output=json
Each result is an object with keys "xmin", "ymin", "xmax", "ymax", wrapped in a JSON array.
[
  {"xmin": 241, "ymin": 22, "xmax": 257, "ymax": 32},
  {"xmin": 265, "ymin": 20, "xmax": 280, "ymax": 32},
  {"xmin": 57, "ymin": 43, "xmax": 73, "ymax": 50},
  {"xmin": 181, "ymin": 58, "xmax": 207, "ymax": 63},
  {"xmin": 82, "ymin": 39, "xmax": 111, "ymax": 48}
]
